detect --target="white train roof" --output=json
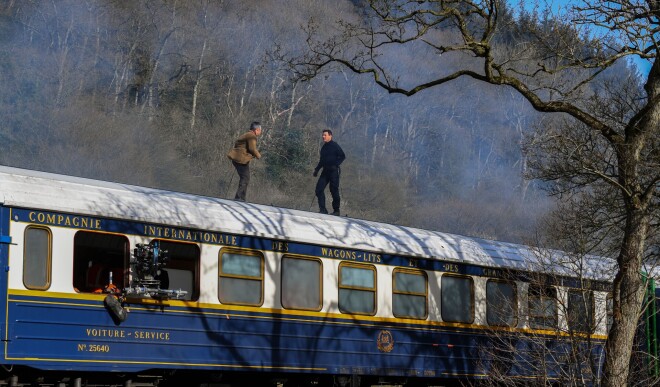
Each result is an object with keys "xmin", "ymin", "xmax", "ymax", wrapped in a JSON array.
[{"xmin": 0, "ymin": 165, "xmax": 615, "ymax": 279}]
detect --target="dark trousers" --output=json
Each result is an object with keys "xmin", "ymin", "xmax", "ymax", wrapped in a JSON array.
[
  {"xmin": 232, "ymin": 161, "xmax": 250, "ymax": 201},
  {"xmin": 315, "ymin": 167, "xmax": 340, "ymax": 213}
]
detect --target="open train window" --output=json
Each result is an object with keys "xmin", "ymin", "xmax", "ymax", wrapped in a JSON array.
[
  {"xmin": 567, "ymin": 289, "xmax": 595, "ymax": 333},
  {"xmin": 486, "ymin": 279, "xmax": 517, "ymax": 327},
  {"xmin": 338, "ymin": 262, "xmax": 376, "ymax": 315},
  {"xmin": 218, "ymin": 249, "xmax": 264, "ymax": 306},
  {"xmin": 392, "ymin": 268, "xmax": 428, "ymax": 319},
  {"xmin": 73, "ymin": 231, "xmax": 129, "ymax": 293},
  {"xmin": 23, "ymin": 226, "xmax": 52, "ymax": 290},
  {"xmin": 281, "ymin": 256, "xmax": 322, "ymax": 311},
  {"xmin": 441, "ymin": 274, "xmax": 474, "ymax": 323},
  {"xmin": 528, "ymin": 286, "xmax": 557, "ymax": 330},
  {"xmin": 155, "ymin": 240, "xmax": 200, "ymax": 301}
]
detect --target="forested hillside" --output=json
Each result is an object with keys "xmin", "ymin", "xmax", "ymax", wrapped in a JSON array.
[{"xmin": 1, "ymin": 0, "xmax": 628, "ymax": 243}]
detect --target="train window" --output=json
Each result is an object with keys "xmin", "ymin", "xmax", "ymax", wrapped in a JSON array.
[
  {"xmin": 486, "ymin": 279, "xmax": 517, "ymax": 326},
  {"xmin": 528, "ymin": 286, "xmax": 557, "ymax": 329},
  {"xmin": 155, "ymin": 240, "xmax": 200, "ymax": 301},
  {"xmin": 441, "ymin": 274, "xmax": 474, "ymax": 323},
  {"xmin": 567, "ymin": 289, "xmax": 595, "ymax": 333},
  {"xmin": 392, "ymin": 269, "xmax": 428, "ymax": 319},
  {"xmin": 338, "ymin": 262, "xmax": 376, "ymax": 315},
  {"xmin": 23, "ymin": 226, "xmax": 52, "ymax": 290},
  {"xmin": 218, "ymin": 249, "xmax": 264, "ymax": 306},
  {"xmin": 281, "ymin": 256, "xmax": 322, "ymax": 311},
  {"xmin": 73, "ymin": 231, "xmax": 129, "ymax": 293}
]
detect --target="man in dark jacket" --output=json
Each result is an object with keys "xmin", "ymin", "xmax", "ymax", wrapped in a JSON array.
[
  {"xmin": 227, "ymin": 121, "xmax": 262, "ymax": 201},
  {"xmin": 313, "ymin": 129, "xmax": 346, "ymax": 215}
]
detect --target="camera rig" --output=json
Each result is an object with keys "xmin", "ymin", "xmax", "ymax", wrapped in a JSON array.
[{"xmin": 123, "ymin": 241, "xmax": 187, "ymax": 299}]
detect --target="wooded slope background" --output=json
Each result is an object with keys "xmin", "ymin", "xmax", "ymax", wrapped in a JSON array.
[{"xmin": 0, "ymin": 0, "xmax": 640, "ymax": 243}]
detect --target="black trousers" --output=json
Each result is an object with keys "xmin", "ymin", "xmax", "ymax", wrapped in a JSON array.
[
  {"xmin": 315, "ymin": 167, "xmax": 340, "ymax": 213},
  {"xmin": 232, "ymin": 161, "xmax": 250, "ymax": 201}
]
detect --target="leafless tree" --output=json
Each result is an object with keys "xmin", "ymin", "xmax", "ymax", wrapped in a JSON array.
[
  {"xmin": 470, "ymin": 216, "xmax": 660, "ymax": 386},
  {"xmin": 285, "ymin": 1, "xmax": 659, "ymax": 385}
]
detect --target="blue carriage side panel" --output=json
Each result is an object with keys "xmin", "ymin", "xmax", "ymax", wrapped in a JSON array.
[{"xmin": 0, "ymin": 204, "xmax": 10, "ymax": 346}]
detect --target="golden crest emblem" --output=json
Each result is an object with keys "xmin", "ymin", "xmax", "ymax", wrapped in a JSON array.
[{"xmin": 377, "ymin": 330, "xmax": 394, "ymax": 352}]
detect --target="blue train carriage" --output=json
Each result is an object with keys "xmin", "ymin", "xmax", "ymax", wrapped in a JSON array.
[
  {"xmin": 0, "ymin": 165, "xmax": 616, "ymax": 387},
  {"xmin": 642, "ymin": 273, "xmax": 660, "ymax": 380}
]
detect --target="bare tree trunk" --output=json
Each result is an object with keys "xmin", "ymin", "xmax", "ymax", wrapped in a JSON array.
[
  {"xmin": 238, "ymin": 64, "xmax": 257, "ymax": 118},
  {"xmin": 190, "ymin": 38, "xmax": 207, "ymax": 132},
  {"xmin": 87, "ymin": 15, "xmax": 102, "ymax": 106},
  {"xmin": 113, "ymin": 40, "xmax": 139, "ymax": 114},
  {"xmin": 140, "ymin": 29, "xmax": 174, "ymax": 118},
  {"xmin": 371, "ymin": 132, "xmax": 378, "ymax": 167},
  {"xmin": 604, "ymin": 209, "xmax": 650, "ymax": 386},
  {"xmin": 286, "ymin": 81, "xmax": 298, "ymax": 128},
  {"xmin": 267, "ymin": 73, "xmax": 284, "ymax": 125},
  {"xmin": 55, "ymin": 15, "xmax": 73, "ymax": 106},
  {"xmin": 603, "ymin": 54, "xmax": 659, "ymax": 387}
]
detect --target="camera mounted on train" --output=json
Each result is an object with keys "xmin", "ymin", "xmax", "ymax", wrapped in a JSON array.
[{"xmin": 124, "ymin": 240, "xmax": 188, "ymax": 300}]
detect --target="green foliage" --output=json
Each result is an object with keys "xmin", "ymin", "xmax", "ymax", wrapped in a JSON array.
[{"xmin": 265, "ymin": 126, "xmax": 309, "ymax": 182}]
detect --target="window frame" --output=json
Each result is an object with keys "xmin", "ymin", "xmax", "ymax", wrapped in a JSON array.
[
  {"xmin": 528, "ymin": 285, "xmax": 558, "ymax": 330},
  {"xmin": 338, "ymin": 261, "xmax": 377, "ymax": 316},
  {"xmin": 72, "ymin": 230, "xmax": 130, "ymax": 293},
  {"xmin": 152, "ymin": 239, "xmax": 201, "ymax": 301},
  {"xmin": 486, "ymin": 279, "xmax": 518, "ymax": 327},
  {"xmin": 23, "ymin": 225, "xmax": 52, "ymax": 290},
  {"xmin": 440, "ymin": 274, "xmax": 475, "ymax": 324},
  {"xmin": 567, "ymin": 288, "xmax": 595, "ymax": 333},
  {"xmin": 281, "ymin": 255, "xmax": 323, "ymax": 311},
  {"xmin": 392, "ymin": 268, "xmax": 428, "ymax": 319},
  {"xmin": 218, "ymin": 248, "xmax": 265, "ymax": 307}
]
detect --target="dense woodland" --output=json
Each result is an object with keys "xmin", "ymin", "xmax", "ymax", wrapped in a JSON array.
[{"xmin": 0, "ymin": 0, "xmax": 641, "ymax": 244}]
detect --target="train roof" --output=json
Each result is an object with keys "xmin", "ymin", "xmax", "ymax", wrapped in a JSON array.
[{"xmin": 0, "ymin": 165, "xmax": 615, "ymax": 280}]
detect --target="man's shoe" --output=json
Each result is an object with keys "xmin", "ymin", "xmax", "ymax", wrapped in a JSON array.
[
  {"xmin": 319, "ymin": 209, "xmax": 328, "ymax": 214},
  {"xmin": 331, "ymin": 211, "xmax": 340, "ymax": 216}
]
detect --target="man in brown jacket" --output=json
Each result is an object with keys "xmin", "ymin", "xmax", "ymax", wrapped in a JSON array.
[{"xmin": 227, "ymin": 121, "xmax": 262, "ymax": 201}]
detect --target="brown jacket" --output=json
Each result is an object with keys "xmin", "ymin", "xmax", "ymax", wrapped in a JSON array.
[{"xmin": 227, "ymin": 131, "xmax": 261, "ymax": 164}]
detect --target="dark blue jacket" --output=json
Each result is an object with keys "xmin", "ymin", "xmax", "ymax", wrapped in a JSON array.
[{"xmin": 314, "ymin": 140, "xmax": 345, "ymax": 172}]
